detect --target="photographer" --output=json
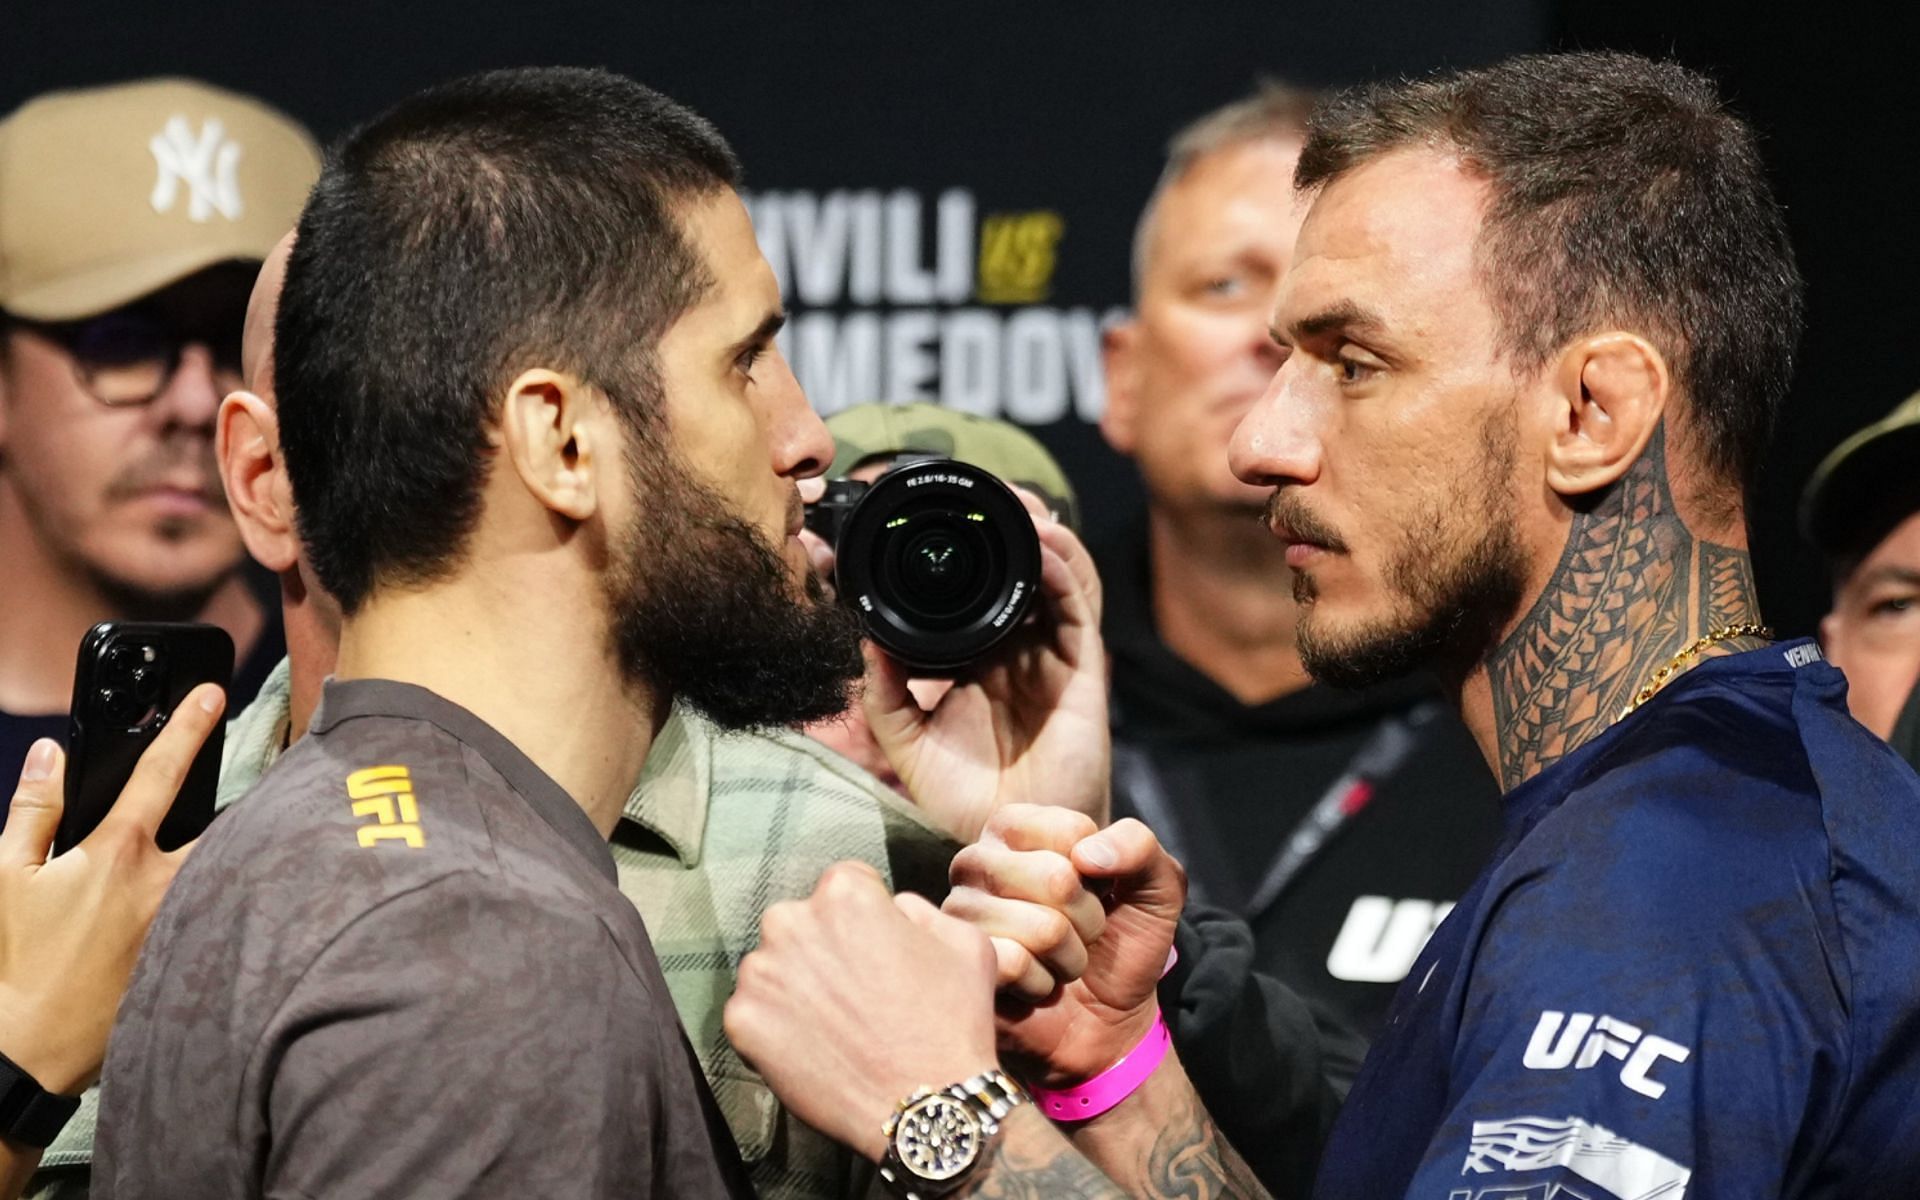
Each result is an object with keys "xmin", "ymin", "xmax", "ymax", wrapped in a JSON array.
[{"xmin": 802, "ymin": 401, "xmax": 1092, "ymax": 826}]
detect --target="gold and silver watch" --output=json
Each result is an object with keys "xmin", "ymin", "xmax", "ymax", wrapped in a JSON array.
[{"xmin": 878, "ymin": 1069, "xmax": 1030, "ymax": 1199}]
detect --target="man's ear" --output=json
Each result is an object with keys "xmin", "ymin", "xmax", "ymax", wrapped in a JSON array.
[
  {"xmin": 1541, "ymin": 332, "xmax": 1670, "ymax": 498},
  {"xmin": 218, "ymin": 391, "xmax": 301, "ymax": 572},
  {"xmin": 1100, "ymin": 318, "xmax": 1142, "ymax": 456},
  {"xmin": 498, "ymin": 369, "xmax": 605, "ymax": 522}
]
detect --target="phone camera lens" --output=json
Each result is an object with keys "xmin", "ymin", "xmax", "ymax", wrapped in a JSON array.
[
  {"xmin": 130, "ymin": 664, "xmax": 163, "ymax": 703},
  {"xmin": 100, "ymin": 686, "xmax": 137, "ymax": 724},
  {"xmin": 106, "ymin": 643, "xmax": 139, "ymax": 676}
]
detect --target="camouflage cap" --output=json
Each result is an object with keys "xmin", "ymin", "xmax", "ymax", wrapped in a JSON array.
[
  {"xmin": 0, "ymin": 78, "xmax": 319, "ymax": 320},
  {"xmin": 1801, "ymin": 389, "xmax": 1920, "ymax": 556},
  {"xmin": 825, "ymin": 402, "xmax": 1081, "ymax": 532}
]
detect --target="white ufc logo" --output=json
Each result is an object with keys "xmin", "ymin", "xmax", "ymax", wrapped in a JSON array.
[
  {"xmin": 149, "ymin": 115, "xmax": 243, "ymax": 222},
  {"xmin": 1522, "ymin": 1010, "xmax": 1691, "ymax": 1100},
  {"xmin": 1325, "ymin": 896, "xmax": 1452, "ymax": 983}
]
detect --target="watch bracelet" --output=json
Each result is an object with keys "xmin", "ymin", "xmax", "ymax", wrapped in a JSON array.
[
  {"xmin": 949, "ymin": 1069, "xmax": 1027, "ymax": 1128},
  {"xmin": 878, "ymin": 1069, "xmax": 1030, "ymax": 1199}
]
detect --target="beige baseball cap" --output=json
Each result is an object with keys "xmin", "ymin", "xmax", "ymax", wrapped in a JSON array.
[
  {"xmin": 826, "ymin": 402, "xmax": 1081, "ymax": 532},
  {"xmin": 0, "ymin": 78, "xmax": 320, "ymax": 321}
]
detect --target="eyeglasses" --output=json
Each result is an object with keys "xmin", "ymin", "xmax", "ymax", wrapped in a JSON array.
[{"xmin": 5, "ymin": 309, "xmax": 245, "ymax": 408}]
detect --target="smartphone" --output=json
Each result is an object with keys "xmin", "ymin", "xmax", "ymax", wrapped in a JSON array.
[{"xmin": 55, "ymin": 622, "xmax": 234, "ymax": 855}]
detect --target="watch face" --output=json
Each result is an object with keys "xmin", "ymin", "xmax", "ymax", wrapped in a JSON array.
[{"xmin": 893, "ymin": 1092, "xmax": 984, "ymax": 1181}]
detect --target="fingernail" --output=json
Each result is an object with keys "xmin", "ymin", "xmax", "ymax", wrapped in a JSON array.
[
  {"xmin": 1078, "ymin": 836, "xmax": 1116, "ymax": 870},
  {"xmin": 199, "ymin": 689, "xmax": 222, "ymax": 714},
  {"xmin": 20, "ymin": 739, "xmax": 56, "ymax": 782}
]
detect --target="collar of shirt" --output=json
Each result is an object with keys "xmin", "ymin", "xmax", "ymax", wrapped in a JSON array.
[
  {"xmin": 309, "ymin": 676, "xmax": 617, "ymax": 885},
  {"xmin": 223, "ymin": 658, "xmax": 711, "ymax": 869},
  {"xmin": 625, "ymin": 702, "xmax": 712, "ymax": 867}
]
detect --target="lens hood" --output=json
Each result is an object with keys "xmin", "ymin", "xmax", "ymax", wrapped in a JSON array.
[{"xmin": 831, "ymin": 457, "xmax": 1043, "ymax": 672}]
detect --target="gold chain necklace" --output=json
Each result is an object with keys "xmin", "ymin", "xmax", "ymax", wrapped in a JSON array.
[{"xmin": 1615, "ymin": 623, "xmax": 1774, "ymax": 723}]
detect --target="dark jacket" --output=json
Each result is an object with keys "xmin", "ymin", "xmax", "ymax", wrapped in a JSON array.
[{"xmin": 1099, "ymin": 524, "xmax": 1505, "ymax": 1038}]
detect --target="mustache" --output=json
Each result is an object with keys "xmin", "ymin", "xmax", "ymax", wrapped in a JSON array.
[
  {"xmin": 1264, "ymin": 489, "xmax": 1348, "ymax": 553},
  {"xmin": 104, "ymin": 438, "xmax": 225, "ymax": 504}
]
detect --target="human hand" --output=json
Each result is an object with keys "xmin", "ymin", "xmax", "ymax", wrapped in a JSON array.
[
  {"xmin": 0, "ymin": 684, "xmax": 223, "ymax": 1095},
  {"xmin": 945, "ymin": 806, "xmax": 1186, "ymax": 1086},
  {"xmin": 723, "ymin": 861, "xmax": 1003, "ymax": 1162},
  {"xmin": 864, "ymin": 494, "xmax": 1111, "ymax": 843},
  {"xmin": 795, "ymin": 475, "xmax": 839, "ymax": 588}
]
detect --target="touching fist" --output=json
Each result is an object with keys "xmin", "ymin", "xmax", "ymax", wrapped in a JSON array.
[
  {"xmin": 945, "ymin": 806, "xmax": 1186, "ymax": 1086},
  {"xmin": 724, "ymin": 862, "xmax": 1004, "ymax": 1161}
]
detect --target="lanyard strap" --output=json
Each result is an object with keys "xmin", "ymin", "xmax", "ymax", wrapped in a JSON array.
[
  {"xmin": 1242, "ymin": 700, "xmax": 1440, "ymax": 918},
  {"xmin": 1115, "ymin": 700, "xmax": 1441, "ymax": 919}
]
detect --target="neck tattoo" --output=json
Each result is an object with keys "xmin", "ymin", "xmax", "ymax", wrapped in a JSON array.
[{"xmin": 1483, "ymin": 429, "xmax": 1766, "ymax": 790}]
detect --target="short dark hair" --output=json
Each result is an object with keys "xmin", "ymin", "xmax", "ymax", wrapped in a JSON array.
[
  {"xmin": 276, "ymin": 67, "xmax": 740, "ymax": 612},
  {"xmin": 1297, "ymin": 52, "xmax": 1802, "ymax": 494}
]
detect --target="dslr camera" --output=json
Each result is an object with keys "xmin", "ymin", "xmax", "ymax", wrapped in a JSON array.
[{"xmin": 804, "ymin": 455, "xmax": 1042, "ymax": 672}]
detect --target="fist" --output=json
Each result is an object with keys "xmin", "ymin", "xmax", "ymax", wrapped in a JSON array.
[
  {"xmin": 945, "ymin": 806, "xmax": 1186, "ymax": 1085},
  {"xmin": 724, "ymin": 862, "xmax": 1003, "ymax": 1161}
]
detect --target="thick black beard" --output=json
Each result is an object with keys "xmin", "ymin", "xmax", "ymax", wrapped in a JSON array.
[
  {"xmin": 605, "ymin": 448, "xmax": 865, "ymax": 732},
  {"xmin": 1295, "ymin": 413, "xmax": 1529, "ymax": 689}
]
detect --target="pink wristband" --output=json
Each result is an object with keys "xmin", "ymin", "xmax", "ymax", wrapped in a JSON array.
[{"xmin": 1030, "ymin": 1010, "xmax": 1172, "ymax": 1122}]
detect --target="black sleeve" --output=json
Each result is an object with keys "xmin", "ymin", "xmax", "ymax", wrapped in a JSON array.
[{"xmin": 1159, "ymin": 904, "xmax": 1368, "ymax": 1200}]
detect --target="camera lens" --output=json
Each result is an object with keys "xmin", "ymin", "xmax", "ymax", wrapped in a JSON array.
[
  {"xmin": 884, "ymin": 517, "xmax": 994, "ymax": 625},
  {"xmin": 903, "ymin": 530, "xmax": 968, "ymax": 599},
  {"xmin": 106, "ymin": 642, "xmax": 140, "ymax": 676},
  {"xmin": 100, "ymin": 685, "xmax": 138, "ymax": 725},
  {"xmin": 130, "ymin": 664, "xmax": 163, "ymax": 703},
  {"xmin": 829, "ymin": 458, "xmax": 1042, "ymax": 673}
]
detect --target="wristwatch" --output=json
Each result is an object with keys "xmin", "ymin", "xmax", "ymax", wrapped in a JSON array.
[
  {"xmin": 878, "ymin": 1069, "xmax": 1030, "ymax": 1199},
  {"xmin": 0, "ymin": 1051, "xmax": 80, "ymax": 1149}
]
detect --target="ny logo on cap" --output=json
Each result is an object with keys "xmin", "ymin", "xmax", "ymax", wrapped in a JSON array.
[{"xmin": 149, "ymin": 115, "xmax": 243, "ymax": 222}]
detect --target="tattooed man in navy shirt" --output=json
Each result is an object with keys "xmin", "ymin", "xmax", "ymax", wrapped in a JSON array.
[{"xmin": 723, "ymin": 52, "xmax": 1920, "ymax": 1200}]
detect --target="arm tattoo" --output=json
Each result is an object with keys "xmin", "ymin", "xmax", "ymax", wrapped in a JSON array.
[
  {"xmin": 1485, "ymin": 427, "xmax": 1764, "ymax": 788},
  {"xmin": 1139, "ymin": 1095, "xmax": 1272, "ymax": 1200},
  {"xmin": 957, "ymin": 1084, "xmax": 1271, "ymax": 1200},
  {"xmin": 956, "ymin": 1132, "xmax": 1130, "ymax": 1200}
]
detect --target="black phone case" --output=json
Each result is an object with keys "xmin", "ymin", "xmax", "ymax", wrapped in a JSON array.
[{"xmin": 56, "ymin": 622, "xmax": 234, "ymax": 855}]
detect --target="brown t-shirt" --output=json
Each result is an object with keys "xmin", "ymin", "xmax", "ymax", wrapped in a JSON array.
[{"xmin": 94, "ymin": 679, "xmax": 753, "ymax": 1199}]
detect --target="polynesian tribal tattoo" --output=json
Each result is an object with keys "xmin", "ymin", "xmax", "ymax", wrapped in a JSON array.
[{"xmin": 1485, "ymin": 427, "xmax": 1764, "ymax": 789}]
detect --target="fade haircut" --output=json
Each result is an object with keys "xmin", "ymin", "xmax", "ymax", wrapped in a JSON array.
[
  {"xmin": 275, "ymin": 67, "xmax": 740, "ymax": 613},
  {"xmin": 1297, "ymin": 52, "xmax": 1802, "ymax": 495},
  {"xmin": 1131, "ymin": 80, "xmax": 1319, "ymax": 295}
]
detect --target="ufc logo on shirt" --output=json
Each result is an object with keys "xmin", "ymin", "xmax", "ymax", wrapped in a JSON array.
[{"xmin": 1522, "ymin": 1011, "xmax": 1690, "ymax": 1099}]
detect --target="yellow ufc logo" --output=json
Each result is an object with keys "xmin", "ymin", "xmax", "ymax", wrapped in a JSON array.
[{"xmin": 347, "ymin": 765, "xmax": 424, "ymax": 849}]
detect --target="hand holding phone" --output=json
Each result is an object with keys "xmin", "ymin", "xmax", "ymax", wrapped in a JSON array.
[
  {"xmin": 0, "ymin": 682, "xmax": 224, "ymax": 1097},
  {"xmin": 57, "ymin": 623, "xmax": 232, "ymax": 854}
]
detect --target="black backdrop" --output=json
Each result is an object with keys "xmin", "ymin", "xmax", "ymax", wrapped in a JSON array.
[{"xmin": 5, "ymin": 0, "xmax": 1911, "ymax": 636}]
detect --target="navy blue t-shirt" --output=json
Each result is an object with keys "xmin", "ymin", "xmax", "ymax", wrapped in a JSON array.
[{"xmin": 1315, "ymin": 640, "xmax": 1920, "ymax": 1198}]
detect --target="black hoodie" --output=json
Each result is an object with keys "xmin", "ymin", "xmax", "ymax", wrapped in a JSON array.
[{"xmin": 1099, "ymin": 523, "xmax": 1505, "ymax": 1038}]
